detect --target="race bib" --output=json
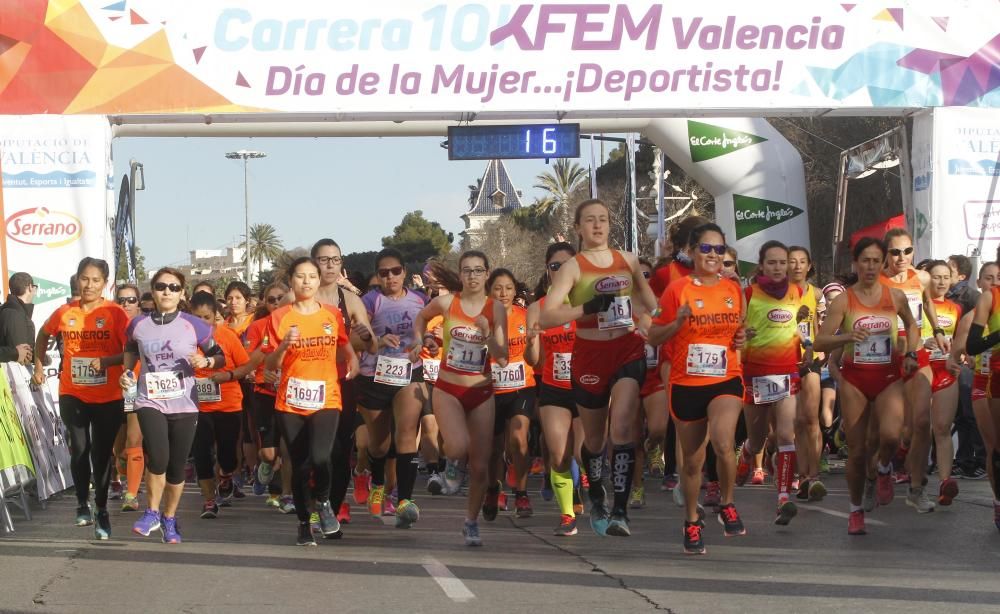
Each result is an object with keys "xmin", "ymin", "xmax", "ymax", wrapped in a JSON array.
[
  {"xmin": 854, "ymin": 335, "xmax": 892, "ymax": 364},
  {"xmin": 492, "ymin": 361, "xmax": 526, "ymax": 390},
  {"xmin": 123, "ymin": 383, "xmax": 137, "ymax": 411},
  {"xmin": 686, "ymin": 343, "xmax": 727, "ymax": 377},
  {"xmin": 552, "ymin": 352, "xmax": 572, "ymax": 382},
  {"xmin": 978, "ymin": 350, "xmax": 992, "ymax": 376},
  {"xmin": 927, "ymin": 336, "xmax": 951, "ymax": 361},
  {"xmin": 286, "ymin": 376, "xmax": 326, "ymax": 411},
  {"xmin": 146, "ymin": 371, "xmax": 183, "ymax": 401},
  {"xmin": 644, "ymin": 344, "xmax": 659, "ymax": 369},
  {"xmin": 798, "ymin": 321, "xmax": 812, "ymax": 343},
  {"xmin": 422, "ymin": 358, "xmax": 441, "ymax": 383},
  {"xmin": 70, "ymin": 356, "xmax": 106, "ymax": 386},
  {"xmin": 899, "ymin": 294, "xmax": 922, "ymax": 329},
  {"xmin": 752, "ymin": 374, "xmax": 791, "ymax": 404},
  {"xmin": 374, "ymin": 354, "xmax": 412, "ymax": 386},
  {"xmin": 195, "ymin": 377, "xmax": 222, "ymax": 403},
  {"xmin": 597, "ymin": 296, "xmax": 633, "ymax": 330},
  {"xmin": 446, "ymin": 338, "xmax": 487, "ymax": 373}
]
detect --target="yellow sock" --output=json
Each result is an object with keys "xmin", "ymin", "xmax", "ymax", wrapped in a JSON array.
[{"xmin": 551, "ymin": 469, "xmax": 575, "ymax": 517}]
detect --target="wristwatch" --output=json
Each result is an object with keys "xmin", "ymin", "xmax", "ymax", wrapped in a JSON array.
[
  {"xmin": 932, "ymin": 327, "xmax": 945, "ymax": 337},
  {"xmin": 904, "ymin": 351, "xmax": 919, "ymax": 360}
]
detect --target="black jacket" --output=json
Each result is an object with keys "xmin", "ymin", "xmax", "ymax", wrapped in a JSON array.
[{"xmin": 0, "ymin": 294, "xmax": 35, "ymax": 363}]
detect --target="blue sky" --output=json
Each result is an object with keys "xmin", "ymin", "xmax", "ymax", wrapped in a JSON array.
[{"xmin": 111, "ymin": 136, "xmax": 598, "ymax": 270}]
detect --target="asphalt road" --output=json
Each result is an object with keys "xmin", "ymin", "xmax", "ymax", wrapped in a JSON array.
[{"xmin": 2, "ymin": 466, "xmax": 998, "ymax": 614}]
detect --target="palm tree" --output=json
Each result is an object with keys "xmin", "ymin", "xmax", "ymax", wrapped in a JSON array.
[
  {"xmin": 240, "ymin": 223, "xmax": 284, "ymax": 284},
  {"xmin": 533, "ymin": 159, "xmax": 589, "ymax": 234},
  {"xmin": 467, "ymin": 178, "xmax": 483, "ymax": 209}
]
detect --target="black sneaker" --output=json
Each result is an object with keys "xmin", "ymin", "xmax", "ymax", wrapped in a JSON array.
[
  {"xmin": 606, "ymin": 511, "xmax": 631, "ymax": 537},
  {"xmin": 317, "ymin": 500, "xmax": 341, "ymax": 537},
  {"xmin": 94, "ymin": 509, "xmax": 111, "ymax": 540},
  {"xmin": 683, "ymin": 521, "xmax": 706, "ymax": 555},
  {"xmin": 200, "ymin": 501, "xmax": 220, "ymax": 519},
  {"xmin": 774, "ymin": 500, "xmax": 798, "ymax": 526},
  {"xmin": 482, "ymin": 482, "xmax": 500, "ymax": 522},
  {"xmin": 962, "ymin": 466, "xmax": 988, "ymax": 480},
  {"xmin": 796, "ymin": 479, "xmax": 811, "ymax": 501},
  {"xmin": 297, "ymin": 522, "xmax": 317, "ymax": 546},
  {"xmin": 717, "ymin": 503, "xmax": 747, "ymax": 536}
]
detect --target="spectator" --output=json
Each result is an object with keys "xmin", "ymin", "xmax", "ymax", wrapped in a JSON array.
[
  {"xmin": 0, "ymin": 272, "xmax": 37, "ymax": 364},
  {"xmin": 68, "ymin": 273, "xmax": 80, "ymax": 303},
  {"xmin": 946, "ymin": 254, "xmax": 980, "ymax": 314}
]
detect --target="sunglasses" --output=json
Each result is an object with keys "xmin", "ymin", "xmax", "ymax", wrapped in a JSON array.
[
  {"xmin": 698, "ymin": 243, "xmax": 727, "ymax": 255},
  {"xmin": 265, "ymin": 295, "xmax": 282, "ymax": 304},
  {"xmin": 153, "ymin": 282, "xmax": 183, "ymax": 293},
  {"xmin": 723, "ymin": 260, "xmax": 736, "ymax": 268},
  {"xmin": 116, "ymin": 296, "xmax": 138, "ymax": 305},
  {"xmin": 888, "ymin": 247, "xmax": 914, "ymax": 257},
  {"xmin": 141, "ymin": 306, "xmax": 154, "ymax": 314},
  {"xmin": 547, "ymin": 261, "xmax": 563, "ymax": 272},
  {"xmin": 377, "ymin": 266, "xmax": 404, "ymax": 278}
]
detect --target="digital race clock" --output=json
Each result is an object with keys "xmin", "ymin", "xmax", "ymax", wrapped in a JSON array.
[{"xmin": 447, "ymin": 124, "xmax": 581, "ymax": 160}]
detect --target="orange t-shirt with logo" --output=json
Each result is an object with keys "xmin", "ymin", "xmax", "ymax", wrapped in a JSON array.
[
  {"xmin": 267, "ymin": 304, "xmax": 350, "ymax": 415},
  {"xmin": 655, "ymin": 276, "xmax": 743, "ymax": 387},
  {"xmin": 490, "ymin": 305, "xmax": 534, "ymax": 393},
  {"xmin": 194, "ymin": 325, "xmax": 250, "ymax": 412},
  {"xmin": 43, "ymin": 300, "xmax": 129, "ymax": 404},
  {"xmin": 244, "ymin": 317, "xmax": 276, "ymax": 396},
  {"xmin": 226, "ymin": 314, "xmax": 252, "ymax": 338}
]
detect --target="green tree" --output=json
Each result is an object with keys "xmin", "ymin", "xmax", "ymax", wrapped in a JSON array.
[
  {"xmin": 344, "ymin": 251, "xmax": 379, "ymax": 278},
  {"xmin": 240, "ymin": 223, "xmax": 284, "ymax": 284},
  {"xmin": 467, "ymin": 178, "xmax": 483, "ymax": 208},
  {"xmin": 533, "ymin": 159, "xmax": 590, "ymax": 235},
  {"xmin": 382, "ymin": 211, "xmax": 453, "ymax": 267},
  {"xmin": 115, "ymin": 244, "xmax": 147, "ymax": 283}
]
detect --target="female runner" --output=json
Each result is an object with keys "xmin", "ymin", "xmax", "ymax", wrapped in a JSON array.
[
  {"xmin": 265, "ymin": 257, "xmax": 359, "ymax": 546},
  {"xmin": 189, "ymin": 291, "xmax": 252, "ymax": 517},
  {"xmin": 815, "ymin": 238, "xmax": 920, "ymax": 536},
  {"xmin": 123, "ymin": 267, "xmax": 224, "ymax": 544},
  {"xmin": 411, "ymin": 251, "xmax": 508, "ymax": 546},
  {"xmin": 541, "ymin": 199, "xmax": 658, "ymax": 537},
  {"xmin": 788, "ymin": 246, "xmax": 828, "ymax": 501},
  {"xmin": 647, "ymin": 223, "xmax": 746, "ymax": 554},
  {"xmin": 356, "ymin": 248, "xmax": 430, "ymax": 528},
  {"xmin": 736, "ymin": 241, "xmax": 807, "ymax": 525},
  {"xmin": 33, "ymin": 258, "xmax": 129, "ymax": 539},
  {"xmin": 527, "ymin": 242, "xmax": 582, "ymax": 536},
  {"xmin": 483, "ymin": 268, "xmax": 537, "ymax": 520}
]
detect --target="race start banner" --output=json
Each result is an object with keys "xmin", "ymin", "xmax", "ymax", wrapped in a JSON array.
[
  {"xmin": 0, "ymin": 1, "xmax": 998, "ymax": 115},
  {"xmin": 911, "ymin": 107, "xmax": 1000, "ymax": 264},
  {"xmin": 0, "ymin": 115, "xmax": 115, "ymax": 381}
]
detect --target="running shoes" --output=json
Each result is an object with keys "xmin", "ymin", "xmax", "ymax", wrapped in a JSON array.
[
  {"xmin": 132, "ymin": 509, "xmax": 161, "ymax": 537},
  {"xmin": 75, "ymin": 503, "xmax": 93, "ymax": 527},
  {"xmin": 774, "ymin": 500, "xmax": 797, "ymax": 526},
  {"xmin": 606, "ymin": 512, "xmax": 631, "ymax": 537},
  {"xmin": 297, "ymin": 522, "xmax": 317, "ymax": 546},
  {"xmin": 367, "ymin": 484, "xmax": 385, "ymax": 518},
  {"xmin": 337, "ymin": 502, "xmax": 351, "ymax": 524},
  {"xmin": 161, "ymin": 516, "xmax": 181, "ymax": 544},
  {"xmin": 482, "ymin": 482, "xmax": 500, "ymax": 521},
  {"xmin": 317, "ymin": 500, "xmax": 341, "ymax": 536},
  {"xmin": 717, "ymin": 504, "xmax": 747, "ymax": 537},
  {"xmin": 200, "ymin": 501, "xmax": 219, "ymax": 519},
  {"xmin": 554, "ymin": 514, "xmax": 578, "ymax": 537},
  {"xmin": 848, "ymin": 510, "xmax": 866, "ymax": 535},
  {"xmin": 938, "ymin": 478, "xmax": 959, "ymax": 506},
  {"xmin": 396, "ymin": 499, "xmax": 420, "ymax": 529},
  {"xmin": 628, "ymin": 485, "xmax": 646, "ymax": 509},
  {"xmin": 121, "ymin": 493, "xmax": 140, "ymax": 513},
  {"xmin": 683, "ymin": 521, "xmax": 706, "ymax": 555},
  {"xmin": 514, "ymin": 494, "xmax": 533, "ymax": 518},
  {"xmin": 463, "ymin": 520, "xmax": 482, "ymax": 546},
  {"xmin": 426, "ymin": 472, "xmax": 445, "ymax": 495},
  {"xmin": 876, "ymin": 470, "xmax": 895, "ymax": 506},
  {"xmin": 94, "ymin": 509, "xmax": 111, "ymax": 540},
  {"xmin": 703, "ymin": 481, "xmax": 721, "ymax": 510},
  {"xmin": 906, "ymin": 486, "xmax": 935, "ymax": 513}
]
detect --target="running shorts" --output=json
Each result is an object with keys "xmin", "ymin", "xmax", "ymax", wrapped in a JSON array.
[
  {"xmin": 669, "ymin": 377, "xmax": 743, "ymax": 422},
  {"xmin": 433, "ymin": 378, "xmax": 493, "ymax": 412},
  {"xmin": 538, "ymin": 382, "xmax": 578, "ymax": 417},
  {"xmin": 572, "ymin": 333, "xmax": 646, "ymax": 409},
  {"xmin": 839, "ymin": 363, "xmax": 901, "ymax": 402},
  {"xmin": 357, "ymin": 368, "xmax": 425, "ymax": 411}
]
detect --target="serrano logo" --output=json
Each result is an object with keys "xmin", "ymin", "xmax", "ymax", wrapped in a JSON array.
[
  {"xmin": 594, "ymin": 275, "xmax": 630, "ymax": 293},
  {"xmin": 6, "ymin": 207, "xmax": 81, "ymax": 247},
  {"xmin": 937, "ymin": 315, "xmax": 954, "ymax": 328},
  {"xmin": 767, "ymin": 309, "xmax": 793, "ymax": 323},
  {"xmin": 854, "ymin": 315, "xmax": 891, "ymax": 333},
  {"xmin": 450, "ymin": 326, "xmax": 484, "ymax": 344},
  {"xmin": 580, "ymin": 374, "xmax": 600, "ymax": 385}
]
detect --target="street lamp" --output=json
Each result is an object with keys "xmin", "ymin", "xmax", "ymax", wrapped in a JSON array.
[{"xmin": 225, "ymin": 149, "xmax": 267, "ymax": 284}]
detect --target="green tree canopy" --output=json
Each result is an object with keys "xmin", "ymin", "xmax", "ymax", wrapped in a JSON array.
[
  {"xmin": 343, "ymin": 251, "xmax": 379, "ymax": 278},
  {"xmin": 240, "ymin": 223, "xmax": 284, "ymax": 284},
  {"xmin": 381, "ymin": 210, "xmax": 453, "ymax": 266},
  {"xmin": 115, "ymin": 244, "xmax": 147, "ymax": 283}
]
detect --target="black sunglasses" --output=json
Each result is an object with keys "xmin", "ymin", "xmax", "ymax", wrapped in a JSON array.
[
  {"xmin": 547, "ymin": 261, "xmax": 563, "ymax": 272},
  {"xmin": 116, "ymin": 296, "xmax": 138, "ymax": 305},
  {"xmin": 697, "ymin": 243, "xmax": 727, "ymax": 255},
  {"xmin": 140, "ymin": 306, "xmax": 154, "ymax": 314},
  {"xmin": 153, "ymin": 282, "xmax": 183, "ymax": 293},
  {"xmin": 378, "ymin": 266, "xmax": 404, "ymax": 278},
  {"xmin": 888, "ymin": 247, "xmax": 914, "ymax": 257},
  {"xmin": 265, "ymin": 295, "xmax": 282, "ymax": 304}
]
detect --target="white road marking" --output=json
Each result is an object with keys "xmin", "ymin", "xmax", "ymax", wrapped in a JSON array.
[
  {"xmin": 799, "ymin": 504, "xmax": 887, "ymax": 526},
  {"xmin": 422, "ymin": 557, "xmax": 475, "ymax": 603},
  {"xmin": 380, "ymin": 515, "xmax": 394, "ymax": 526}
]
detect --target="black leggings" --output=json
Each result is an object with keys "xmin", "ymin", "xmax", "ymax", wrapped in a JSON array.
[
  {"xmin": 136, "ymin": 408, "xmax": 198, "ymax": 485},
  {"xmin": 329, "ymin": 380, "xmax": 357, "ymax": 509},
  {"xmin": 192, "ymin": 412, "xmax": 241, "ymax": 481},
  {"xmin": 59, "ymin": 396, "xmax": 123, "ymax": 509},
  {"xmin": 277, "ymin": 410, "xmax": 341, "ymax": 523}
]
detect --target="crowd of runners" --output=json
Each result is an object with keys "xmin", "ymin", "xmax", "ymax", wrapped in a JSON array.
[{"xmin": 38, "ymin": 198, "xmax": 1000, "ymax": 554}]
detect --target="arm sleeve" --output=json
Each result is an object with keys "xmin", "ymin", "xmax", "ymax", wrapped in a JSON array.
[{"xmin": 966, "ymin": 323, "xmax": 1000, "ymax": 356}]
